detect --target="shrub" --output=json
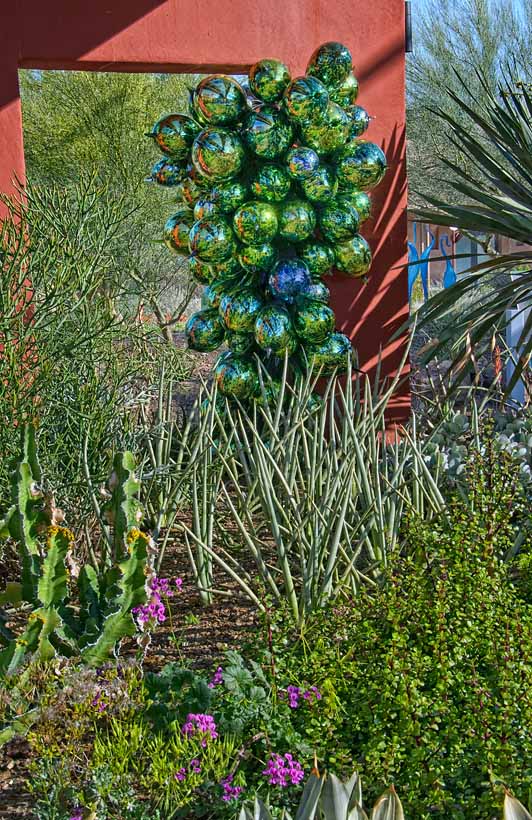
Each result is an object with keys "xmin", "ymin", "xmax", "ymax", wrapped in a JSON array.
[{"xmin": 257, "ymin": 456, "xmax": 532, "ymax": 819}]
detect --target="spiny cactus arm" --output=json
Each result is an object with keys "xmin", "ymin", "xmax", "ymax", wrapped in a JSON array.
[
  {"xmin": 0, "ymin": 613, "xmax": 43, "ymax": 676},
  {"xmin": 78, "ymin": 564, "xmax": 100, "ymax": 617},
  {"xmin": 1, "ymin": 426, "xmax": 48, "ymax": 602},
  {"xmin": 37, "ymin": 526, "xmax": 72, "ymax": 607},
  {"xmin": 3, "ymin": 427, "xmax": 44, "ymax": 543},
  {"xmin": 81, "ymin": 529, "xmax": 149, "ymax": 667},
  {"xmin": 101, "ymin": 452, "xmax": 142, "ymax": 558},
  {"xmin": 79, "ymin": 608, "xmax": 137, "ymax": 667},
  {"xmin": 21, "ymin": 424, "xmax": 42, "ymax": 483},
  {"xmin": 0, "ymin": 507, "xmax": 15, "ymax": 538}
]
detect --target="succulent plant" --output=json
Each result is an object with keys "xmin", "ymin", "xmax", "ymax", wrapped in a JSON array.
[
  {"xmin": 0, "ymin": 426, "xmax": 151, "ymax": 674},
  {"xmin": 239, "ymin": 770, "xmax": 530, "ymax": 820}
]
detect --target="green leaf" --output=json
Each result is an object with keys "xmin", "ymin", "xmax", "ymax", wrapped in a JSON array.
[
  {"xmin": 295, "ymin": 773, "xmax": 323, "ymax": 820},
  {"xmin": 37, "ymin": 526, "xmax": 71, "ymax": 607},
  {"xmin": 504, "ymin": 794, "xmax": 532, "ymax": 820},
  {"xmin": 370, "ymin": 787, "xmax": 404, "ymax": 820}
]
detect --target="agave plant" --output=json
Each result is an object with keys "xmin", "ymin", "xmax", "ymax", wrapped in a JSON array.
[
  {"xmin": 239, "ymin": 770, "xmax": 531, "ymax": 820},
  {"xmin": 412, "ymin": 68, "xmax": 532, "ymax": 393},
  {"xmin": 239, "ymin": 770, "xmax": 403, "ymax": 820}
]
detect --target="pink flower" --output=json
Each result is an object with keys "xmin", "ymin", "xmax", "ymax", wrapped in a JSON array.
[
  {"xmin": 221, "ymin": 773, "xmax": 244, "ymax": 802},
  {"xmin": 263, "ymin": 753, "xmax": 304, "ymax": 787},
  {"xmin": 182, "ymin": 713, "xmax": 218, "ymax": 746}
]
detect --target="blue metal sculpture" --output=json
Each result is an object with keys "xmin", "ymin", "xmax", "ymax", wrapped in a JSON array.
[
  {"xmin": 440, "ymin": 234, "xmax": 457, "ymax": 289},
  {"xmin": 408, "ymin": 223, "xmax": 436, "ymax": 302}
]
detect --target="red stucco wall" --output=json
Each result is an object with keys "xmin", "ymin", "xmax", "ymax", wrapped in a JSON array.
[{"xmin": 0, "ymin": 0, "xmax": 409, "ymax": 418}]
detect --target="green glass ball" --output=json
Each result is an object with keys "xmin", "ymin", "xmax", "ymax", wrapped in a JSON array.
[
  {"xmin": 233, "ymin": 201, "xmax": 278, "ymax": 245},
  {"xmin": 303, "ymin": 281, "xmax": 330, "ymax": 304},
  {"xmin": 308, "ymin": 331, "xmax": 352, "ymax": 374},
  {"xmin": 193, "ymin": 198, "xmax": 219, "ymax": 220},
  {"xmin": 226, "ymin": 332, "xmax": 256, "ymax": 356},
  {"xmin": 249, "ymin": 59, "xmax": 291, "ymax": 102},
  {"xmin": 318, "ymin": 199, "xmax": 359, "ymax": 243},
  {"xmin": 219, "ymin": 290, "xmax": 264, "ymax": 333},
  {"xmin": 306, "ymin": 42, "xmax": 353, "ymax": 88},
  {"xmin": 193, "ymin": 75, "xmax": 248, "ymax": 125},
  {"xmin": 335, "ymin": 140, "xmax": 387, "ymax": 190},
  {"xmin": 329, "ymin": 72, "xmax": 359, "ymax": 106},
  {"xmin": 192, "ymin": 127, "xmax": 245, "ymax": 181},
  {"xmin": 278, "ymin": 198, "xmax": 316, "ymax": 242},
  {"xmin": 163, "ymin": 208, "xmax": 194, "ymax": 254},
  {"xmin": 250, "ymin": 164, "xmax": 291, "ymax": 202},
  {"xmin": 269, "ymin": 258, "xmax": 313, "ymax": 303},
  {"xmin": 347, "ymin": 105, "xmax": 370, "ymax": 136},
  {"xmin": 149, "ymin": 114, "xmax": 201, "ymax": 160},
  {"xmin": 254, "ymin": 304, "xmax": 298, "ymax": 355},
  {"xmin": 215, "ymin": 354, "xmax": 259, "ymax": 399},
  {"xmin": 283, "ymin": 76, "xmax": 329, "ymax": 122},
  {"xmin": 300, "ymin": 240, "xmax": 336, "ymax": 278},
  {"xmin": 149, "ymin": 159, "xmax": 185, "ymax": 186},
  {"xmin": 210, "ymin": 180, "xmax": 248, "ymax": 212},
  {"xmin": 286, "ymin": 146, "xmax": 320, "ymax": 180},
  {"xmin": 300, "ymin": 165, "xmax": 338, "ymax": 203},
  {"xmin": 211, "ymin": 256, "xmax": 244, "ymax": 280},
  {"xmin": 238, "ymin": 242, "xmax": 277, "ymax": 274},
  {"xmin": 337, "ymin": 190, "xmax": 372, "ymax": 223},
  {"xmin": 203, "ymin": 279, "xmax": 234, "ymax": 310},
  {"xmin": 188, "ymin": 216, "xmax": 236, "ymax": 261},
  {"xmin": 334, "ymin": 234, "xmax": 372, "ymax": 277},
  {"xmin": 299, "ymin": 102, "xmax": 350, "ymax": 155},
  {"xmin": 293, "ymin": 300, "xmax": 335, "ymax": 344},
  {"xmin": 243, "ymin": 105, "xmax": 293, "ymax": 159},
  {"xmin": 185, "ymin": 309, "xmax": 226, "ymax": 352},
  {"xmin": 180, "ymin": 175, "xmax": 205, "ymax": 207},
  {"xmin": 188, "ymin": 256, "xmax": 215, "ymax": 285},
  {"xmin": 193, "ymin": 257, "xmax": 243, "ymax": 290},
  {"xmin": 254, "ymin": 379, "xmax": 282, "ymax": 406},
  {"xmin": 188, "ymin": 87, "xmax": 209, "ymax": 125}
]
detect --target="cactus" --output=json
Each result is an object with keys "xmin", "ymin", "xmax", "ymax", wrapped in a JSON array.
[
  {"xmin": 0, "ymin": 426, "xmax": 151, "ymax": 674},
  {"xmin": 0, "ymin": 426, "xmax": 47, "ymax": 601},
  {"xmin": 101, "ymin": 451, "xmax": 142, "ymax": 559}
]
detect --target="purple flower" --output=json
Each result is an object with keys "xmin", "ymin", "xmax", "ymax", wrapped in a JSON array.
[
  {"xmin": 208, "ymin": 666, "xmax": 224, "ymax": 689},
  {"xmin": 175, "ymin": 577, "xmax": 183, "ymax": 590},
  {"xmin": 132, "ymin": 590, "xmax": 166, "ymax": 627},
  {"xmin": 303, "ymin": 686, "xmax": 322, "ymax": 702},
  {"xmin": 286, "ymin": 685, "xmax": 301, "ymax": 708},
  {"xmin": 263, "ymin": 753, "xmax": 304, "ymax": 787},
  {"xmin": 190, "ymin": 758, "xmax": 201, "ymax": 774},
  {"xmin": 182, "ymin": 713, "xmax": 218, "ymax": 746},
  {"xmin": 91, "ymin": 693, "xmax": 108, "ymax": 713},
  {"xmin": 175, "ymin": 767, "xmax": 187, "ymax": 782},
  {"xmin": 68, "ymin": 812, "xmax": 83, "ymax": 820},
  {"xmin": 221, "ymin": 773, "xmax": 244, "ymax": 802}
]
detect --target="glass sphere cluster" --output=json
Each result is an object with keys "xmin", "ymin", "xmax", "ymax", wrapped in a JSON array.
[{"xmin": 147, "ymin": 41, "xmax": 387, "ymax": 400}]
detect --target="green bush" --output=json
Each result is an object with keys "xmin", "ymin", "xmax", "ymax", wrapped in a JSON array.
[{"xmin": 259, "ymin": 459, "xmax": 532, "ymax": 818}]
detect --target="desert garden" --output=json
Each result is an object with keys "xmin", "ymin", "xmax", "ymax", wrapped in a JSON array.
[{"xmin": 1, "ymin": 2, "xmax": 532, "ymax": 818}]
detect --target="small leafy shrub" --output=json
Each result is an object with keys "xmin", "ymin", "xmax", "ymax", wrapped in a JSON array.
[{"xmin": 254, "ymin": 458, "xmax": 532, "ymax": 819}]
